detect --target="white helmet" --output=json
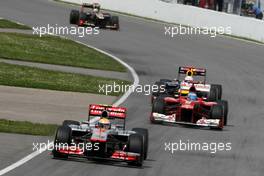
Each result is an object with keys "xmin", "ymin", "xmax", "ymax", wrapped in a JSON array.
[
  {"xmin": 93, "ymin": 8, "xmax": 98, "ymax": 13},
  {"xmin": 184, "ymin": 76, "xmax": 193, "ymax": 82}
]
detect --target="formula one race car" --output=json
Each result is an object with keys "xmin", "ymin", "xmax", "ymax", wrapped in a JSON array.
[
  {"xmin": 69, "ymin": 3, "xmax": 119, "ymax": 30},
  {"xmin": 52, "ymin": 104, "xmax": 148, "ymax": 167},
  {"xmin": 152, "ymin": 66, "xmax": 222, "ymax": 103},
  {"xmin": 150, "ymin": 85, "xmax": 228, "ymax": 128}
]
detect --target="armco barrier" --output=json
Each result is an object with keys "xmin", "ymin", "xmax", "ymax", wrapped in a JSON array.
[{"xmin": 63, "ymin": 0, "xmax": 264, "ymax": 43}]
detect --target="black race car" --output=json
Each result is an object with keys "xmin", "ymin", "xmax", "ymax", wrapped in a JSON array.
[
  {"xmin": 69, "ymin": 3, "xmax": 119, "ymax": 30},
  {"xmin": 151, "ymin": 66, "xmax": 223, "ymax": 103},
  {"xmin": 52, "ymin": 104, "xmax": 148, "ymax": 167}
]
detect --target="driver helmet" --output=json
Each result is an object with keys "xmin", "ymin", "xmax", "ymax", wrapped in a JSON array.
[
  {"xmin": 93, "ymin": 3, "xmax": 100, "ymax": 12},
  {"xmin": 187, "ymin": 92, "xmax": 197, "ymax": 101},
  {"xmin": 187, "ymin": 86, "xmax": 197, "ymax": 101},
  {"xmin": 93, "ymin": 8, "xmax": 99, "ymax": 13},
  {"xmin": 101, "ymin": 110, "xmax": 109, "ymax": 118},
  {"xmin": 98, "ymin": 118, "xmax": 111, "ymax": 129},
  {"xmin": 248, "ymin": 1, "xmax": 255, "ymax": 6}
]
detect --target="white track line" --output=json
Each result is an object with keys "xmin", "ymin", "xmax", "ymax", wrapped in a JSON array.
[
  {"xmin": 0, "ymin": 142, "xmax": 53, "ymax": 175},
  {"xmin": 0, "ymin": 37, "xmax": 139, "ymax": 176}
]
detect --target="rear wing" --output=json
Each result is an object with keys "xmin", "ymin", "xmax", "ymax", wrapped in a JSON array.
[
  {"xmin": 89, "ymin": 104, "xmax": 127, "ymax": 119},
  {"xmin": 178, "ymin": 66, "xmax": 206, "ymax": 76},
  {"xmin": 82, "ymin": 3, "xmax": 100, "ymax": 8},
  {"xmin": 177, "ymin": 66, "xmax": 207, "ymax": 83}
]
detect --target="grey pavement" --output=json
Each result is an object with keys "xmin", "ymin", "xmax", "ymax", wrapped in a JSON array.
[{"xmin": 0, "ymin": 0, "xmax": 264, "ymax": 176}]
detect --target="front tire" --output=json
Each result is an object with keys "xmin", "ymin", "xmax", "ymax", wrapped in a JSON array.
[
  {"xmin": 152, "ymin": 97, "xmax": 165, "ymax": 114},
  {"xmin": 217, "ymin": 100, "xmax": 228, "ymax": 125},
  {"xmin": 53, "ymin": 126, "xmax": 72, "ymax": 159},
  {"xmin": 151, "ymin": 97, "xmax": 165, "ymax": 124},
  {"xmin": 127, "ymin": 134, "xmax": 144, "ymax": 166},
  {"xmin": 62, "ymin": 120, "xmax": 80, "ymax": 127},
  {"xmin": 132, "ymin": 128, "xmax": 148, "ymax": 160},
  {"xmin": 210, "ymin": 104, "xmax": 223, "ymax": 119}
]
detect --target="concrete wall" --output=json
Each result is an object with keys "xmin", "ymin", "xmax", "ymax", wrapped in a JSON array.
[{"xmin": 64, "ymin": 0, "xmax": 264, "ymax": 42}]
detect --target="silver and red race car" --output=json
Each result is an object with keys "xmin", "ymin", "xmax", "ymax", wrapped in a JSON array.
[
  {"xmin": 150, "ymin": 85, "xmax": 228, "ymax": 129},
  {"xmin": 52, "ymin": 104, "xmax": 148, "ymax": 166},
  {"xmin": 69, "ymin": 3, "xmax": 119, "ymax": 30},
  {"xmin": 152, "ymin": 66, "xmax": 223, "ymax": 103}
]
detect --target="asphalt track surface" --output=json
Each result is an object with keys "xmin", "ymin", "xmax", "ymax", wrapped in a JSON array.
[
  {"xmin": 0, "ymin": 0, "xmax": 264, "ymax": 175},
  {"xmin": 0, "ymin": 133, "xmax": 49, "ymax": 171}
]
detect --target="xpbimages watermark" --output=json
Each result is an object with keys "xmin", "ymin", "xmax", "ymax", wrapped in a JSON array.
[
  {"xmin": 164, "ymin": 25, "xmax": 232, "ymax": 38},
  {"xmin": 32, "ymin": 140, "xmax": 100, "ymax": 153},
  {"xmin": 98, "ymin": 82, "xmax": 165, "ymax": 95},
  {"xmin": 164, "ymin": 140, "xmax": 232, "ymax": 154},
  {"xmin": 32, "ymin": 24, "xmax": 99, "ymax": 37}
]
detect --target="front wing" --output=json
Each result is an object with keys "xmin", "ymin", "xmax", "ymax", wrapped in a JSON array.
[
  {"xmin": 151, "ymin": 113, "xmax": 222, "ymax": 129},
  {"xmin": 53, "ymin": 146, "xmax": 140, "ymax": 162}
]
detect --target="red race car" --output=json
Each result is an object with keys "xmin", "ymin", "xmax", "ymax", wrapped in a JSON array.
[{"xmin": 150, "ymin": 85, "xmax": 228, "ymax": 129}]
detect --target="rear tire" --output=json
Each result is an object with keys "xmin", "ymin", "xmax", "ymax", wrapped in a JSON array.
[
  {"xmin": 111, "ymin": 16, "xmax": 119, "ymax": 30},
  {"xmin": 212, "ymin": 84, "xmax": 222, "ymax": 100},
  {"xmin": 132, "ymin": 128, "xmax": 148, "ymax": 160},
  {"xmin": 70, "ymin": 10, "xmax": 79, "ymax": 24},
  {"xmin": 127, "ymin": 134, "xmax": 144, "ymax": 166},
  {"xmin": 208, "ymin": 86, "xmax": 218, "ymax": 101},
  {"xmin": 159, "ymin": 79, "xmax": 171, "ymax": 83}
]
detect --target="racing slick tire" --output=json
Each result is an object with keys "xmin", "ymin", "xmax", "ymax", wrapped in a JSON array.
[
  {"xmin": 53, "ymin": 126, "xmax": 72, "ymax": 159},
  {"xmin": 159, "ymin": 79, "xmax": 171, "ymax": 83},
  {"xmin": 152, "ymin": 96, "xmax": 165, "ymax": 114},
  {"xmin": 210, "ymin": 104, "xmax": 223, "ymax": 119},
  {"xmin": 111, "ymin": 16, "xmax": 119, "ymax": 30},
  {"xmin": 152, "ymin": 81, "xmax": 163, "ymax": 96},
  {"xmin": 212, "ymin": 84, "xmax": 222, "ymax": 100},
  {"xmin": 132, "ymin": 128, "xmax": 149, "ymax": 160},
  {"xmin": 151, "ymin": 97, "xmax": 166, "ymax": 124},
  {"xmin": 70, "ymin": 10, "xmax": 80, "ymax": 24},
  {"xmin": 208, "ymin": 86, "xmax": 218, "ymax": 101},
  {"xmin": 127, "ymin": 134, "xmax": 144, "ymax": 166},
  {"xmin": 217, "ymin": 100, "xmax": 228, "ymax": 125},
  {"xmin": 62, "ymin": 120, "xmax": 80, "ymax": 127},
  {"xmin": 151, "ymin": 81, "xmax": 166, "ymax": 103}
]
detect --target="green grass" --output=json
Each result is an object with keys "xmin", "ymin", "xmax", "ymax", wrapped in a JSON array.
[
  {"xmin": 0, "ymin": 33, "xmax": 126, "ymax": 72},
  {"xmin": 0, "ymin": 19, "xmax": 31, "ymax": 29},
  {"xmin": 0, "ymin": 119, "xmax": 58, "ymax": 136},
  {"xmin": 0, "ymin": 62, "xmax": 130, "ymax": 96}
]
